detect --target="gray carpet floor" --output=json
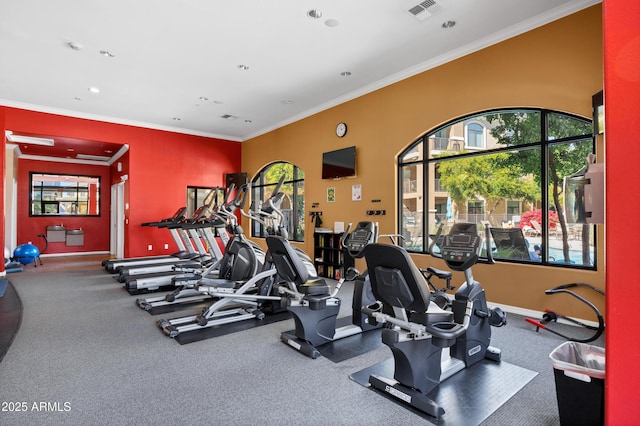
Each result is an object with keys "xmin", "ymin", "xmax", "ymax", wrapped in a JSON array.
[{"xmin": 0, "ymin": 260, "xmax": 604, "ymax": 425}]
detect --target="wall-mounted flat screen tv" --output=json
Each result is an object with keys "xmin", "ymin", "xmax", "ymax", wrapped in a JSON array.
[{"xmin": 322, "ymin": 146, "xmax": 356, "ymax": 179}]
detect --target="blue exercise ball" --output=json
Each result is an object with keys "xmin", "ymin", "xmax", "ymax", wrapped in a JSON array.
[{"xmin": 13, "ymin": 244, "xmax": 40, "ymax": 265}]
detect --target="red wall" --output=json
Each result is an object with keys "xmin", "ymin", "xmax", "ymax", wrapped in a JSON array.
[
  {"xmin": 4, "ymin": 106, "xmax": 241, "ymax": 258},
  {"xmin": 17, "ymin": 159, "xmax": 111, "ymax": 254},
  {"xmin": 1, "ymin": 107, "xmax": 5, "ymax": 273},
  {"xmin": 603, "ymin": 0, "xmax": 640, "ymax": 422}
]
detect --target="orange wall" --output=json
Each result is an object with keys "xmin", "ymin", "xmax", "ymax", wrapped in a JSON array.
[
  {"xmin": 3, "ymin": 107, "xmax": 241, "ymax": 258},
  {"xmin": 243, "ymin": 6, "xmax": 604, "ymax": 320}
]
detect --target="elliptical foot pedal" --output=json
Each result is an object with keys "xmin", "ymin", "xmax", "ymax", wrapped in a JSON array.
[
  {"xmin": 136, "ymin": 298, "xmax": 152, "ymax": 311},
  {"xmin": 280, "ymin": 331, "xmax": 321, "ymax": 359},
  {"xmin": 485, "ymin": 345, "xmax": 502, "ymax": 362},
  {"xmin": 369, "ymin": 374, "xmax": 444, "ymax": 419},
  {"xmin": 489, "ymin": 307, "xmax": 507, "ymax": 327},
  {"xmin": 251, "ymin": 309, "xmax": 266, "ymax": 320},
  {"xmin": 157, "ymin": 320, "xmax": 179, "ymax": 338}
]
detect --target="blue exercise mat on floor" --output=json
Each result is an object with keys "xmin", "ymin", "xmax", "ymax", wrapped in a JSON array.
[
  {"xmin": 349, "ymin": 358, "xmax": 537, "ymax": 425},
  {"xmin": 0, "ymin": 280, "xmax": 23, "ymax": 363},
  {"xmin": 0, "ymin": 278, "xmax": 8, "ymax": 298}
]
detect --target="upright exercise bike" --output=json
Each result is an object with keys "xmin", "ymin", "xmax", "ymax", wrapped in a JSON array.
[
  {"xmin": 278, "ymin": 221, "xmax": 381, "ymax": 359},
  {"xmin": 361, "ymin": 222, "xmax": 507, "ymax": 418}
]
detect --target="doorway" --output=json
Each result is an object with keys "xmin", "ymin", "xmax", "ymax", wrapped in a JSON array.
[{"xmin": 110, "ymin": 182, "xmax": 125, "ymax": 258}]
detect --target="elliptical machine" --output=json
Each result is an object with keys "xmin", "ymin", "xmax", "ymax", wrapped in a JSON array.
[
  {"xmin": 361, "ymin": 222, "xmax": 507, "ymax": 418},
  {"xmin": 279, "ymin": 221, "xmax": 381, "ymax": 359},
  {"xmin": 157, "ymin": 176, "xmax": 316, "ymax": 339}
]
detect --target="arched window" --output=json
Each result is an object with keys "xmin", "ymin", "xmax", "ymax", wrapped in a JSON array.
[
  {"xmin": 398, "ymin": 108, "xmax": 596, "ymax": 269},
  {"xmin": 251, "ymin": 162, "xmax": 305, "ymax": 242},
  {"xmin": 466, "ymin": 122, "xmax": 485, "ymax": 148}
]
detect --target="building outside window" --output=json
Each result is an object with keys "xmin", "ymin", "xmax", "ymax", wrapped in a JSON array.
[
  {"xmin": 466, "ymin": 122, "xmax": 485, "ymax": 148},
  {"xmin": 398, "ymin": 108, "xmax": 596, "ymax": 268},
  {"xmin": 30, "ymin": 173, "xmax": 100, "ymax": 216}
]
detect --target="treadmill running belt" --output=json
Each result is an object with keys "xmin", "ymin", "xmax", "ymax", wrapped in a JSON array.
[
  {"xmin": 174, "ymin": 311, "xmax": 291, "ymax": 345},
  {"xmin": 349, "ymin": 358, "xmax": 537, "ymax": 424}
]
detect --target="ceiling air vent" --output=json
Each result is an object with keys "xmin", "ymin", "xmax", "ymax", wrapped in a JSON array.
[{"xmin": 408, "ymin": 0, "xmax": 443, "ymax": 21}]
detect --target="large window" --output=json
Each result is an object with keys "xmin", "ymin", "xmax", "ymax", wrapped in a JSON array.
[
  {"xmin": 30, "ymin": 173, "xmax": 100, "ymax": 216},
  {"xmin": 398, "ymin": 108, "xmax": 596, "ymax": 269},
  {"xmin": 251, "ymin": 162, "xmax": 305, "ymax": 242},
  {"xmin": 187, "ymin": 186, "xmax": 216, "ymax": 217}
]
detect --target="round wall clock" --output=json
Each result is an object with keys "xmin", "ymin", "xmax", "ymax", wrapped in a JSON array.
[{"xmin": 336, "ymin": 122, "xmax": 348, "ymax": 138}]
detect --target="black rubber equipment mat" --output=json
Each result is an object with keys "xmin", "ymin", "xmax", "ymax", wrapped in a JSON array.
[
  {"xmin": 283, "ymin": 316, "xmax": 384, "ymax": 363},
  {"xmin": 147, "ymin": 301, "xmax": 211, "ymax": 316},
  {"xmin": 174, "ymin": 310, "xmax": 291, "ymax": 345},
  {"xmin": 349, "ymin": 358, "xmax": 537, "ymax": 425}
]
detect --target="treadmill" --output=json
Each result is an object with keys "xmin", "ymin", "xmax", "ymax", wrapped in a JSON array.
[
  {"xmin": 115, "ymin": 186, "xmax": 231, "ymax": 281},
  {"xmin": 123, "ymin": 187, "xmax": 237, "ymax": 294},
  {"xmin": 122, "ymin": 210, "xmax": 226, "ymax": 294},
  {"xmin": 102, "ymin": 207, "xmax": 197, "ymax": 273}
]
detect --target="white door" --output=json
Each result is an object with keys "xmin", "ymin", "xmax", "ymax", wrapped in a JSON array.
[{"xmin": 110, "ymin": 182, "xmax": 125, "ymax": 258}]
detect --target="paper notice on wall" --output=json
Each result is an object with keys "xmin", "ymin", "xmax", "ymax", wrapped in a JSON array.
[
  {"xmin": 334, "ymin": 222, "xmax": 345, "ymax": 233},
  {"xmin": 352, "ymin": 184, "xmax": 362, "ymax": 201}
]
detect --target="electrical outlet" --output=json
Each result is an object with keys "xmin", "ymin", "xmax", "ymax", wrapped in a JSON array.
[
  {"xmin": 147, "ymin": 244, "xmax": 153, "ymax": 251},
  {"xmin": 164, "ymin": 244, "xmax": 169, "ymax": 249}
]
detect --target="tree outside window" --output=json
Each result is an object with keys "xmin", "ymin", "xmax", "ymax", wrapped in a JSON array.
[
  {"xmin": 251, "ymin": 162, "xmax": 305, "ymax": 242},
  {"xmin": 398, "ymin": 108, "xmax": 596, "ymax": 268}
]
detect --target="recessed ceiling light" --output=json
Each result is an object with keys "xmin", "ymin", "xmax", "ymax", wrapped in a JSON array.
[
  {"xmin": 442, "ymin": 20, "xmax": 456, "ymax": 29},
  {"xmin": 88, "ymin": 87, "xmax": 100, "ymax": 94},
  {"xmin": 199, "ymin": 96, "xmax": 209, "ymax": 101},
  {"xmin": 172, "ymin": 117, "xmax": 181, "ymax": 121},
  {"xmin": 99, "ymin": 50, "xmax": 115, "ymax": 58},
  {"xmin": 237, "ymin": 65, "xmax": 249, "ymax": 70},
  {"xmin": 325, "ymin": 19, "xmax": 340, "ymax": 27},
  {"xmin": 74, "ymin": 97, "xmax": 82, "ymax": 101},
  {"xmin": 67, "ymin": 148, "xmax": 75, "ymax": 152},
  {"xmin": 341, "ymin": 71, "xmax": 352, "ymax": 77},
  {"xmin": 307, "ymin": 9, "xmax": 322, "ymax": 19},
  {"xmin": 244, "ymin": 120, "xmax": 252, "ymax": 123}
]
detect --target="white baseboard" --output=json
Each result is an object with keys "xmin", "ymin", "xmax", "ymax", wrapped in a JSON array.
[
  {"xmin": 40, "ymin": 251, "xmax": 109, "ymax": 258},
  {"xmin": 488, "ymin": 301, "xmax": 601, "ymax": 329}
]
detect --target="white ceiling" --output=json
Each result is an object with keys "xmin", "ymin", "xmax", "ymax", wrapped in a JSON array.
[{"xmin": 0, "ymin": 0, "xmax": 599, "ymax": 142}]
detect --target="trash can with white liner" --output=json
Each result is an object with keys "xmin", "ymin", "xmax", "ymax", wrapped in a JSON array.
[{"xmin": 549, "ymin": 341, "xmax": 605, "ymax": 426}]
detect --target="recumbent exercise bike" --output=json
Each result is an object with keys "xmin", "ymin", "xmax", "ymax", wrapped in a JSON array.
[
  {"xmin": 361, "ymin": 222, "xmax": 507, "ymax": 418},
  {"xmin": 277, "ymin": 221, "xmax": 382, "ymax": 359}
]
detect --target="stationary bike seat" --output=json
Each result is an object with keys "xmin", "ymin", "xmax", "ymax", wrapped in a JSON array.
[
  {"xmin": 423, "ymin": 267, "xmax": 452, "ymax": 279},
  {"xmin": 299, "ymin": 279, "xmax": 330, "ymax": 296}
]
